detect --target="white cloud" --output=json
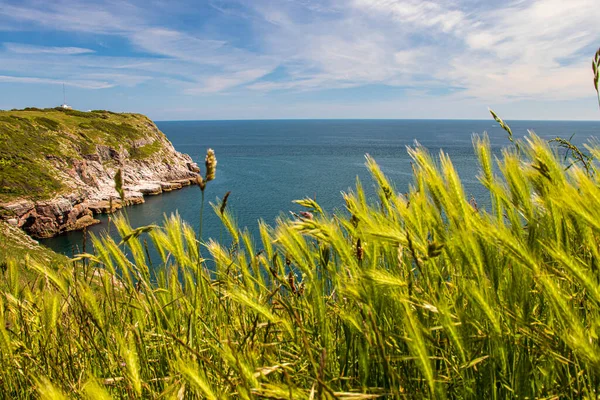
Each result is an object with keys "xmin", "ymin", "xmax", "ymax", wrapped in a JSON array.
[
  {"xmin": 129, "ymin": 28, "xmax": 277, "ymax": 92},
  {"xmin": 449, "ymin": 0, "xmax": 600, "ymax": 101},
  {"xmin": 0, "ymin": 1, "xmax": 276, "ymax": 93},
  {"xmin": 4, "ymin": 43, "xmax": 95, "ymax": 55},
  {"xmin": 0, "ymin": 75, "xmax": 113, "ymax": 89},
  {"xmin": 350, "ymin": 0, "xmax": 467, "ymax": 33},
  {"xmin": 0, "ymin": 0, "xmax": 598, "ymax": 119},
  {"xmin": 76, "ymin": 73, "xmax": 152, "ymax": 87},
  {"xmin": 185, "ymin": 68, "xmax": 276, "ymax": 93},
  {"xmin": 242, "ymin": 0, "xmax": 600, "ymax": 102},
  {"xmin": 238, "ymin": 0, "xmax": 456, "ymax": 92},
  {"xmin": 0, "ymin": 1, "xmax": 145, "ymax": 34}
]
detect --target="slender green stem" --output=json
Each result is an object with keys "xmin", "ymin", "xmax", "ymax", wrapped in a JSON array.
[
  {"xmin": 199, "ymin": 189, "xmax": 205, "ymax": 244},
  {"xmin": 196, "ymin": 188, "xmax": 206, "ymax": 301}
]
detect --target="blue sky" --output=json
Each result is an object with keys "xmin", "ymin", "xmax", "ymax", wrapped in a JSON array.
[{"xmin": 0, "ymin": 0, "xmax": 599, "ymax": 120}]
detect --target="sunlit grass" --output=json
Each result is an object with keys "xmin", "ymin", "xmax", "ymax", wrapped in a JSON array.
[{"xmin": 1, "ymin": 132, "xmax": 600, "ymax": 398}]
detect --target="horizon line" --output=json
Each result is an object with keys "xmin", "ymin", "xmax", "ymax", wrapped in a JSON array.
[{"xmin": 154, "ymin": 117, "xmax": 600, "ymax": 123}]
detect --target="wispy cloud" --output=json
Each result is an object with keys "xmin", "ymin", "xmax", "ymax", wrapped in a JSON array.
[
  {"xmin": 0, "ymin": 75, "xmax": 112, "ymax": 89},
  {"xmin": 0, "ymin": 1, "xmax": 145, "ymax": 34},
  {"xmin": 0, "ymin": 0, "xmax": 598, "ymax": 118},
  {"xmin": 4, "ymin": 42, "xmax": 95, "ymax": 55},
  {"xmin": 255, "ymin": 0, "xmax": 599, "ymax": 102},
  {"xmin": 129, "ymin": 27, "xmax": 277, "ymax": 91},
  {"xmin": 451, "ymin": 0, "xmax": 600, "ymax": 101},
  {"xmin": 350, "ymin": 0, "xmax": 468, "ymax": 34}
]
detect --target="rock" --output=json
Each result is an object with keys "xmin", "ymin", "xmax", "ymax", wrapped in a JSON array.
[
  {"xmin": 161, "ymin": 182, "xmax": 182, "ymax": 192},
  {"xmin": 125, "ymin": 192, "xmax": 145, "ymax": 206},
  {"xmin": 22, "ymin": 211, "xmax": 59, "ymax": 238},
  {"xmin": 109, "ymin": 147, "xmax": 122, "ymax": 162},
  {"xmin": 132, "ymin": 138, "xmax": 154, "ymax": 147},
  {"xmin": 96, "ymin": 145, "xmax": 112, "ymax": 162},
  {"xmin": 71, "ymin": 215, "xmax": 100, "ymax": 231},
  {"xmin": 187, "ymin": 162, "xmax": 200, "ymax": 173},
  {"xmin": 133, "ymin": 182, "xmax": 163, "ymax": 195},
  {"xmin": 12, "ymin": 195, "xmax": 97, "ymax": 237},
  {"xmin": 7, "ymin": 218, "xmax": 18, "ymax": 226},
  {"xmin": 174, "ymin": 178, "xmax": 195, "ymax": 187},
  {"xmin": 88, "ymin": 200, "xmax": 122, "ymax": 214},
  {"xmin": 2, "ymin": 200, "xmax": 35, "ymax": 218},
  {"xmin": 83, "ymin": 153, "xmax": 101, "ymax": 162},
  {"xmin": 71, "ymin": 160, "xmax": 97, "ymax": 186}
]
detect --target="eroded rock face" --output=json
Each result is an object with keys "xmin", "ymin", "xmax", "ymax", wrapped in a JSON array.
[
  {"xmin": 8, "ymin": 195, "xmax": 99, "ymax": 238},
  {"xmin": 0, "ymin": 118, "xmax": 201, "ymax": 238}
]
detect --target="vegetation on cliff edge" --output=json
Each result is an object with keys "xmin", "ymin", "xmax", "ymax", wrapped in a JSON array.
[
  {"xmin": 0, "ymin": 108, "xmax": 171, "ymax": 203},
  {"xmin": 0, "ymin": 221, "xmax": 67, "ymax": 278}
]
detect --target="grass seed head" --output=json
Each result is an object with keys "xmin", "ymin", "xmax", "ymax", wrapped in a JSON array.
[
  {"xmin": 114, "ymin": 169, "xmax": 125, "ymax": 201},
  {"xmin": 287, "ymin": 271, "xmax": 296, "ymax": 294},
  {"xmin": 205, "ymin": 148, "xmax": 217, "ymax": 182},
  {"xmin": 356, "ymin": 238, "xmax": 364, "ymax": 262},
  {"xmin": 299, "ymin": 211, "xmax": 314, "ymax": 220},
  {"xmin": 593, "ymin": 47, "xmax": 600, "ymax": 108},
  {"xmin": 196, "ymin": 175, "xmax": 206, "ymax": 191},
  {"xmin": 220, "ymin": 191, "xmax": 231, "ymax": 215}
]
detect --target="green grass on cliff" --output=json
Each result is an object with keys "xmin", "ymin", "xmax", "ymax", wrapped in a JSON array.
[
  {"xmin": 0, "ymin": 221, "xmax": 67, "ymax": 274},
  {"xmin": 130, "ymin": 139, "xmax": 164, "ymax": 160},
  {"xmin": 0, "ymin": 108, "xmax": 167, "ymax": 203},
  {"xmin": 2, "ymin": 133, "xmax": 600, "ymax": 398}
]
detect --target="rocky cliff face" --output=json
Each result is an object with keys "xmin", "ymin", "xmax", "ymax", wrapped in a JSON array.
[{"xmin": 0, "ymin": 108, "xmax": 199, "ymax": 238}]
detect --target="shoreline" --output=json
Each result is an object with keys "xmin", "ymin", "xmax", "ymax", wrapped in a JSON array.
[{"xmin": 0, "ymin": 176, "xmax": 198, "ymax": 240}]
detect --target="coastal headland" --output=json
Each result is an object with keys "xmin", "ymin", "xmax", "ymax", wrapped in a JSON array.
[{"xmin": 0, "ymin": 107, "xmax": 199, "ymax": 238}]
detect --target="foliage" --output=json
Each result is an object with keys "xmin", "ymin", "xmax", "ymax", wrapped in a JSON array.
[
  {"xmin": 89, "ymin": 120, "xmax": 140, "ymax": 140},
  {"xmin": 34, "ymin": 117, "xmax": 61, "ymax": 132},
  {"xmin": 2, "ymin": 133, "xmax": 600, "ymax": 398},
  {"xmin": 129, "ymin": 140, "xmax": 163, "ymax": 160}
]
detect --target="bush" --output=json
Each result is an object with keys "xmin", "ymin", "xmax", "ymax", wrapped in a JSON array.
[
  {"xmin": 129, "ymin": 140, "xmax": 163, "ymax": 160},
  {"xmin": 89, "ymin": 120, "xmax": 140, "ymax": 139},
  {"xmin": 34, "ymin": 117, "xmax": 61, "ymax": 131}
]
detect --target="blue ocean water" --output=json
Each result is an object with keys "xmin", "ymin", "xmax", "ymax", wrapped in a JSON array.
[{"xmin": 41, "ymin": 119, "xmax": 600, "ymax": 256}]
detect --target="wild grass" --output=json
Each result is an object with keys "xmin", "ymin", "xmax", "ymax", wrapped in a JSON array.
[{"xmin": 2, "ymin": 130, "xmax": 600, "ymax": 398}]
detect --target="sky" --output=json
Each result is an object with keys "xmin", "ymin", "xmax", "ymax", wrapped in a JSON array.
[{"xmin": 0, "ymin": 0, "xmax": 599, "ymax": 121}]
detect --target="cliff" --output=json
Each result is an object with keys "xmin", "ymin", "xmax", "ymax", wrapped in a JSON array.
[{"xmin": 0, "ymin": 108, "xmax": 199, "ymax": 238}]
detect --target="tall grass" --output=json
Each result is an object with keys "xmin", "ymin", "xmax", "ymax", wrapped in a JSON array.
[{"xmin": 2, "ymin": 130, "xmax": 600, "ymax": 398}]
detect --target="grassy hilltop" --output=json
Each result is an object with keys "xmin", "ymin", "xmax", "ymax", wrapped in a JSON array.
[{"xmin": 0, "ymin": 108, "xmax": 173, "ymax": 203}]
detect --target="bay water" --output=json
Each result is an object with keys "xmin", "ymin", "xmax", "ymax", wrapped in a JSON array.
[{"xmin": 41, "ymin": 119, "xmax": 600, "ymax": 257}]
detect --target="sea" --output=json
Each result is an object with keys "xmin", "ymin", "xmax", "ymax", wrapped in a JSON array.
[{"xmin": 41, "ymin": 119, "xmax": 600, "ymax": 257}]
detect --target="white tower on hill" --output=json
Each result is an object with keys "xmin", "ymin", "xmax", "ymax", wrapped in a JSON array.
[{"xmin": 60, "ymin": 83, "xmax": 72, "ymax": 109}]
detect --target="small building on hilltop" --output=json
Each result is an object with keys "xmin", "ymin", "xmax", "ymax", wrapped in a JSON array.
[{"xmin": 59, "ymin": 83, "xmax": 72, "ymax": 109}]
